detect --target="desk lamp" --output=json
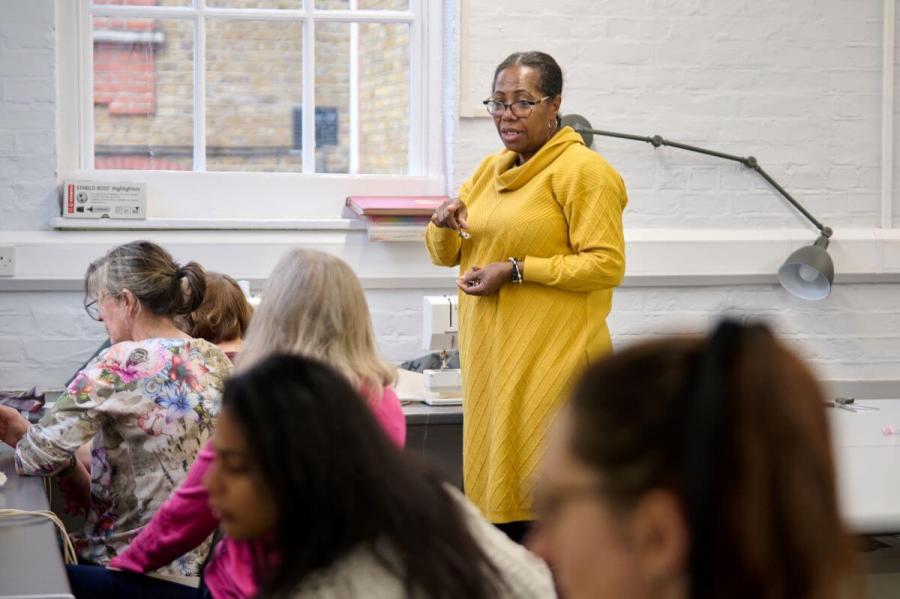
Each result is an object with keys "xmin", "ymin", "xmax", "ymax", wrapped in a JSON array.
[{"xmin": 561, "ymin": 114, "xmax": 835, "ymax": 300}]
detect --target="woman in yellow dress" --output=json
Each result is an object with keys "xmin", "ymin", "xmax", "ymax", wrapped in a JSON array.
[{"xmin": 425, "ymin": 51, "xmax": 627, "ymax": 541}]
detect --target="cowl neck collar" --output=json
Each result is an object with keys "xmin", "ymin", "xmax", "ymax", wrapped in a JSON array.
[{"xmin": 494, "ymin": 126, "xmax": 584, "ymax": 192}]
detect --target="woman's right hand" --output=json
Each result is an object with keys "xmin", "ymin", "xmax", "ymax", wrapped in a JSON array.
[{"xmin": 431, "ymin": 198, "xmax": 469, "ymax": 232}]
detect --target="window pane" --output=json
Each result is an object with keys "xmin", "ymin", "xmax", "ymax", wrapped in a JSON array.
[
  {"xmin": 358, "ymin": 22, "xmax": 408, "ymax": 174},
  {"xmin": 206, "ymin": 1, "xmax": 301, "ymax": 8},
  {"xmin": 315, "ymin": 0, "xmax": 409, "ymax": 8},
  {"xmin": 206, "ymin": 19, "xmax": 303, "ymax": 172},
  {"xmin": 93, "ymin": 17, "xmax": 193, "ymax": 171},
  {"xmin": 315, "ymin": 0, "xmax": 349, "ymax": 9},
  {"xmin": 357, "ymin": 0, "xmax": 409, "ymax": 9},
  {"xmin": 94, "ymin": 0, "xmax": 192, "ymax": 7},
  {"xmin": 315, "ymin": 22, "xmax": 350, "ymax": 173}
]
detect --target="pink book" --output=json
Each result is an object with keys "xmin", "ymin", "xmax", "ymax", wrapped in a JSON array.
[
  {"xmin": 345, "ymin": 195, "xmax": 447, "ymax": 216},
  {"xmin": 364, "ymin": 215, "xmax": 432, "ymax": 225}
]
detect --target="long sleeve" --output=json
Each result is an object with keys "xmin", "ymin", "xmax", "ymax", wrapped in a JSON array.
[
  {"xmin": 14, "ymin": 367, "xmax": 113, "ymax": 476},
  {"xmin": 109, "ymin": 441, "xmax": 218, "ymax": 573},
  {"xmin": 425, "ymin": 155, "xmax": 496, "ymax": 268},
  {"xmin": 368, "ymin": 386, "xmax": 406, "ymax": 449},
  {"xmin": 524, "ymin": 160, "xmax": 626, "ymax": 293},
  {"xmin": 424, "ymin": 223, "xmax": 463, "ymax": 267}
]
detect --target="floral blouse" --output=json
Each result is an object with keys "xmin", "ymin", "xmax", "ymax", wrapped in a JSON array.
[{"xmin": 15, "ymin": 337, "xmax": 231, "ymax": 577}]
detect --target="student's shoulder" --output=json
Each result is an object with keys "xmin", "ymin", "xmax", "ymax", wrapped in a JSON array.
[
  {"xmin": 183, "ymin": 336, "xmax": 227, "ymax": 356},
  {"xmin": 290, "ymin": 544, "xmax": 406, "ymax": 599},
  {"xmin": 95, "ymin": 338, "xmax": 227, "ymax": 373},
  {"xmin": 443, "ymin": 484, "xmax": 557, "ymax": 598},
  {"xmin": 98, "ymin": 339, "xmax": 159, "ymax": 364},
  {"xmin": 87, "ymin": 339, "xmax": 174, "ymax": 376}
]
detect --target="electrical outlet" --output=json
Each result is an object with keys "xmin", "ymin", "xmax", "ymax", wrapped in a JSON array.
[{"xmin": 0, "ymin": 245, "xmax": 15, "ymax": 277}]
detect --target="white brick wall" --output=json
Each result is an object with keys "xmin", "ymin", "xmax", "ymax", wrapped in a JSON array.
[
  {"xmin": 610, "ymin": 284, "xmax": 900, "ymax": 382},
  {"xmin": 459, "ymin": 0, "xmax": 885, "ymax": 229},
  {"xmin": 0, "ymin": 291, "xmax": 105, "ymax": 390},
  {"xmin": 3, "ymin": 0, "xmax": 900, "ymax": 391},
  {"xmin": 0, "ymin": 0, "xmax": 57, "ymax": 232}
]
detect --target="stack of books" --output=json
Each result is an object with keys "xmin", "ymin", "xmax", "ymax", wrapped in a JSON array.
[{"xmin": 345, "ymin": 195, "xmax": 447, "ymax": 242}]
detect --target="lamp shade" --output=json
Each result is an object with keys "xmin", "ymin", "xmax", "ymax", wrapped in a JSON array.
[
  {"xmin": 560, "ymin": 114, "xmax": 594, "ymax": 147},
  {"xmin": 777, "ymin": 236, "xmax": 834, "ymax": 300}
]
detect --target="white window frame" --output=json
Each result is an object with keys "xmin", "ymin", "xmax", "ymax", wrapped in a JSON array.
[{"xmin": 56, "ymin": 0, "xmax": 445, "ymax": 224}]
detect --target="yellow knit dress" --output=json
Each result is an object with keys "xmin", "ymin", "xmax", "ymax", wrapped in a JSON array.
[{"xmin": 425, "ymin": 127, "xmax": 627, "ymax": 523}]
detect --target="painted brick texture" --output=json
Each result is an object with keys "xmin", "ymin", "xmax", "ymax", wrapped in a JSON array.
[
  {"xmin": 459, "ymin": 0, "xmax": 885, "ymax": 229},
  {"xmin": 0, "ymin": 0, "xmax": 57, "ymax": 231},
  {"xmin": 3, "ymin": 1, "xmax": 900, "ymax": 390}
]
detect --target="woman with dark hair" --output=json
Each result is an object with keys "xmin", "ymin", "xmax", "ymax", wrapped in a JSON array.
[
  {"xmin": 204, "ymin": 354, "xmax": 556, "ymax": 598},
  {"xmin": 426, "ymin": 50, "xmax": 627, "ymax": 539},
  {"xmin": 0, "ymin": 241, "xmax": 231, "ymax": 591},
  {"xmin": 175, "ymin": 271, "xmax": 253, "ymax": 361},
  {"xmin": 528, "ymin": 320, "xmax": 862, "ymax": 599}
]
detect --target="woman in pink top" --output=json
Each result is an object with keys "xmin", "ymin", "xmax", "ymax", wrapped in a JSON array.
[{"xmin": 111, "ymin": 249, "xmax": 405, "ymax": 598}]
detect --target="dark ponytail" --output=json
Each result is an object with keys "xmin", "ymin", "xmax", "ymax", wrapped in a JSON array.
[
  {"xmin": 173, "ymin": 262, "xmax": 206, "ymax": 315},
  {"xmin": 568, "ymin": 320, "xmax": 861, "ymax": 599}
]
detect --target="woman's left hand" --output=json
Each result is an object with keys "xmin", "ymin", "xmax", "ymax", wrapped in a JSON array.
[
  {"xmin": 457, "ymin": 262, "xmax": 513, "ymax": 296},
  {"xmin": 60, "ymin": 460, "xmax": 92, "ymax": 515}
]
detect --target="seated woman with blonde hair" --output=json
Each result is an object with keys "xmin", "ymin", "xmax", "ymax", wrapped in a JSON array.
[
  {"xmin": 111, "ymin": 249, "xmax": 405, "ymax": 598},
  {"xmin": 234, "ymin": 249, "xmax": 405, "ymax": 443},
  {"xmin": 528, "ymin": 320, "xmax": 862, "ymax": 599}
]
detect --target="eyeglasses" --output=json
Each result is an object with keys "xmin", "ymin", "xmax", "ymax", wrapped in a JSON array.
[
  {"xmin": 483, "ymin": 96, "xmax": 551, "ymax": 118},
  {"xmin": 84, "ymin": 298, "xmax": 100, "ymax": 321},
  {"xmin": 84, "ymin": 292, "xmax": 117, "ymax": 321}
]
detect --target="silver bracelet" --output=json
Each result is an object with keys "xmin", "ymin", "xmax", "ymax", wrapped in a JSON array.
[{"xmin": 508, "ymin": 257, "xmax": 522, "ymax": 284}]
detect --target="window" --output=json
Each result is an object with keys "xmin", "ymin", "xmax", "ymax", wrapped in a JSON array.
[{"xmin": 58, "ymin": 0, "xmax": 445, "ymax": 221}]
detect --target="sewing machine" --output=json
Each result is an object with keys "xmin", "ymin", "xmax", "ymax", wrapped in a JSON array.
[{"xmin": 421, "ymin": 295, "xmax": 462, "ymax": 406}]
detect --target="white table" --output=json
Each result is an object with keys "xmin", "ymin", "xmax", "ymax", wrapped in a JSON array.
[
  {"xmin": 830, "ymin": 399, "xmax": 900, "ymax": 534},
  {"xmin": 0, "ymin": 445, "xmax": 73, "ymax": 598}
]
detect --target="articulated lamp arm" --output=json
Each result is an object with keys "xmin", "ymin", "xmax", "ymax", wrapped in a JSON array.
[
  {"xmin": 561, "ymin": 114, "xmax": 832, "ymax": 239},
  {"xmin": 560, "ymin": 114, "xmax": 835, "ymax": 300}
]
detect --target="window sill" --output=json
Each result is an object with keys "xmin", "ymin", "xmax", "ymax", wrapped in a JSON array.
[
  {"xmin": 50, "ymin": 217, "xmax": 366, "ymax": 231},
  {"xmin": 5, "ymin": 227, "xmax": 900, "ymax": 292},
  {"xmin": 53, "ymin": 171, "xmax": 447, "ymax": 221}
]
